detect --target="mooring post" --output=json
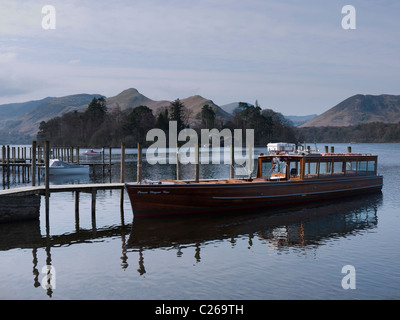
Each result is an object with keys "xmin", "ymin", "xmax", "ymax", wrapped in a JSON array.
[
  {"xmin": 6, "ymin": 145, "xmax": 10, "ymax": 185},
  {"xmin": 1, "ymin": 145, "xmax": 5, "ymax": 186},
  {"xmin": 45, "ymin": 141, "xmax": 50, "ymax": 200},
  {"xmin": 195, "ymin": 143, "xmax": 199, "ymax": 182},
  {"xmin": 137, "ymin": 142, "xmax": 142, "ymax": 183},
  {"xmin": 120, "ymin": 142, "xmax": 126, "ymax": 212},
  {"xmin": 248, "ymin": 144, "xmax": 253, "ymax": 179},
  {"xmin": 108, "ymin": 147, "xmax": 112, "ymax": 183},
  {"xmin": 120, "ymin": 142, "xmax": 125, "ymax": 183},
  {"xmin": 75, "ymin": 190, "xmax": 80, "ymax": 231},
  {"xmin": 176, "ymin": 143, "xmax": 180, "ymax": 180},
  {"xmin": 44, "ymin": 141, "xmax": 50, "ymax": 230},
  {"xmin": 32, "ymin": 141, "xmax": 37, "ymax": 186},
  {"xmin": 102, "ymin": 147, "xmax": 105, "ymax": 177},
  {"xmin": 230, "ymin": 143, "xmax": 234, "ymax": 179},
  {"xmin": 91, "ymin": 188, "xmax": 97, "ymax": 229}
]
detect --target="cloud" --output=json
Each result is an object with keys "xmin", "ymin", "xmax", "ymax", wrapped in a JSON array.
[{"xmin": 0, "ymin": 0, "xmax": 399, "ymax": 114}]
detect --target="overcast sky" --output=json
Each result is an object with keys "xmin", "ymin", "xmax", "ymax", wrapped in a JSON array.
[{"xmin": 0, "ymin": 0, "xmax": 399, "ymax": 115}]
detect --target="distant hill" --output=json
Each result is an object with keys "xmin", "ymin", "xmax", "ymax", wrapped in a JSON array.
[
  {"xmin": 300, "ymin": 94, "xmax": 400, "ymax": 127},
  {"xmin": 284, "ymin": 114, "xmax": 318, "ymax": 126},
  {"xmin": 220, "ymin": 102, "xmax": 242, "ymax": 114},
  {"xmin": 180, "ymin": 95, "xmax": 231, "ymax": 124},
  {"xmin": 0, "ymin": 97, "xmax": 54, "ymax": 128},
  {"xmin": 220, "ymin": 102, "xmax": 254, "ymax": 114},
  {"xmin": 106, "ymin": 88, "xmax": 166, "ymax": 111},
  {"xmin": 4, "ymin": 94, "xmax": 104, "ymax": 136},
  {"xmin": 106, "ymin": 88, "xmax": 231, "ymax": 122}
]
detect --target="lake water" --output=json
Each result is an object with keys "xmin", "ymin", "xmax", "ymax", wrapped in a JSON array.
[{"xmin": 0, "ymin": 143, "xmax": 399, "ymax": 300}]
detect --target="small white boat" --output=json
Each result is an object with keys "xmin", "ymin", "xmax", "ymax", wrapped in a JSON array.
[{"xmin": 48, "ymin": 159, "xmax": 89, "ymax": 175}]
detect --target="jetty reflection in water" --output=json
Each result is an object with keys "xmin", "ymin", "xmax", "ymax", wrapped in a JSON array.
[{"xmin": 127, "ymin": 193, "xmax": 381, "ymax": 271}]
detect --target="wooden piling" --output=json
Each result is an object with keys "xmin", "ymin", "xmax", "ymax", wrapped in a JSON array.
[
  {"xmin": 230, "ymin": 144, "xmax": 234, "ymax": 179},
  {"xmin": 75, "ymin": 191, "xmax": 80, "ymax": 231},
  {"xmin": 102, "ymin": 147, "xmax": 105, "ymax": 177},
  {"xmin": 91, "ymin": 188, "xmax": 97, "ymax": 228},
  {"xmin": 6, "ymin": 145, "xmax": 10, "ymax": 186},
  {"xmin": 195, "ymin": 143, "xmax": 199, "ymax": 182},
  {"xmin": 248, "ymin": 144, "xmax": 253, "ymax": 178},
  {"xmin": 120, "ymin": 143, "xmax": 126, "ymax": 213},
  {"xmin": 45, "ymin": 141, "xmax": 50, "ymax": 200},
  {"xmin": 32, "ymin": 141, "xmax": 37, "ymax": 186},
  {"xmin": 109, "ymin": 147, "xmax": 112, "ymax": 182},
  {"xmin": 120, "ymin": 142, "xmax": 125, "ymax": 183},
  {"xmin": 137, "ymin": 142, "xmax": 142, "ymax": 183},
  {"xmin": 1, "ymin": 146, "xmax": 5, "ymax": 186},
  {"xmin": 176, "ymin": 144, "xmax": 180, "ymax": 180}
]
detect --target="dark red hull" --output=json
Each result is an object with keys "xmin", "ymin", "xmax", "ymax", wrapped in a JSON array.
[{"xmin": 125, "ymin": 175, "xmax": 383, "ymax": 218}]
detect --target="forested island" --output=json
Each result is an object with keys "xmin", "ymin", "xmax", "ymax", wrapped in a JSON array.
[
  {"xmin": 37, "ymin": 98, "xmax": 298, "ymax": 147},
  {"xmin": 35, "ymin": 96, "xmax": 400, "ymax": 147}
]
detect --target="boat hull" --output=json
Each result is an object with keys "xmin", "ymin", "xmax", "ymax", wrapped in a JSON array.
[
  {"xmin": 49, "ymin": 167, "xmax": 89, "ymax": 175},
  {"xmin": 125, "ymin": 175, "xmax": 383, "ymax": 218}
]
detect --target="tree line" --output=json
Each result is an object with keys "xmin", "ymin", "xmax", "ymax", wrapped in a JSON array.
[
  {"xmin": 37, "ymin": 97, "xmax": 299, "ymax": 147},
  {"xmin": 297, "ymin": 122, "xmax": 400, "ymax": 143}
]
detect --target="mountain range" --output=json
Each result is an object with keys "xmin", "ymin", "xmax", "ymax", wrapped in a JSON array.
[
  {"xmin": 0, "ymin": 88, "xmax": 234, "ymax": 143},
  {"xmin": 300, "ymin": 94, "xmax": 400, "ymax": 127},
  {"xmin": 1, "ymin": 89, "xmax": 399, "ymax": 143}
]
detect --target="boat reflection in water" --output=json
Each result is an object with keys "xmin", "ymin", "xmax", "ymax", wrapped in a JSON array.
[
  {"xmin": 0, "ymin": 193, "xmax": 381, "ymax": 297},
  {"xmin": 127, "ymin": 193, "xmax": 382, "ymax": 273}
]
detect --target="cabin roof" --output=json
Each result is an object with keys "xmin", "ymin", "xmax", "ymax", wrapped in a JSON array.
[{"xmin": 258, "ymin": 153, "xmax": 378, "ymax": 161}]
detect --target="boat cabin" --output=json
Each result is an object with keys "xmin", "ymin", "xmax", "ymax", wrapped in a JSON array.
[{"xmin": 256, "ymin": 143, "xmax": 378, "ymax": 181}]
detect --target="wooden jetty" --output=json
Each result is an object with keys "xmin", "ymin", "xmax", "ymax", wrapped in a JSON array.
[
  {"xmin": 0, "ymin": 183, "xmax": 126, "ymax": 224},
  {"xmin": 1, "ymin": 141, "xmax": 129, "ymax": 224},
  {"xmin": 1, "ymin": 142, "xmax": 116, "ymax": 187}
]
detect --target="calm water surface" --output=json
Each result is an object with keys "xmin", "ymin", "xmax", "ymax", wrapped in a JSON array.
[{"xmin": 0, "ymin": 143, "xmax": 399, "ymax": 300}]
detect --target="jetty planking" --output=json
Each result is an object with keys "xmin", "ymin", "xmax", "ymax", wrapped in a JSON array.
[{"xmin": 0, "ymin": 183, "xmax": 125, "ymax": 196}]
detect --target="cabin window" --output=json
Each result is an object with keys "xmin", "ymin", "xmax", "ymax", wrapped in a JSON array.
[
  {"xmin": 346, "ymin": 161, "xmax": 357, "ymax": 176},
  {"xmin": 261, "ymin": 160, "xmax": 272, "ymax": 178},
  {"xmin": 367, "ymin": 160, "xmax": 376, "ymax": 174},
  {"xmin": 304, "ymin": 161, "xmax": 319, "ymax": 179},
  {"xmin": 357, "ymin": 161, "xmax": 368, "ymax": 175},
  {"xmin": 318, "ymin": 160, "xmax": 332, "ymax": 177},
  {"xmin": 289, "ymin": 160, "xmax": 301, "ymax": 178},
  {"xmin": 333, "ymin": 161, "xmax": 345, "ymax": 176},
  {"xmin": 270, "ymin": 157, "xmax": 287, "ymax": 180}
]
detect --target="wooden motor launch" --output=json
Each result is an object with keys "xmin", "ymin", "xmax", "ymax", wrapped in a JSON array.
[{"xmin": 125, "ymin": 143, "xmax": 383, "ymax": 218}]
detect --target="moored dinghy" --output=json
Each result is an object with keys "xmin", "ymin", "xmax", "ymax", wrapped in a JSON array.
[{"xmin": 48, "ymin": 159, "xmax": 89, "ymax": 175}]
